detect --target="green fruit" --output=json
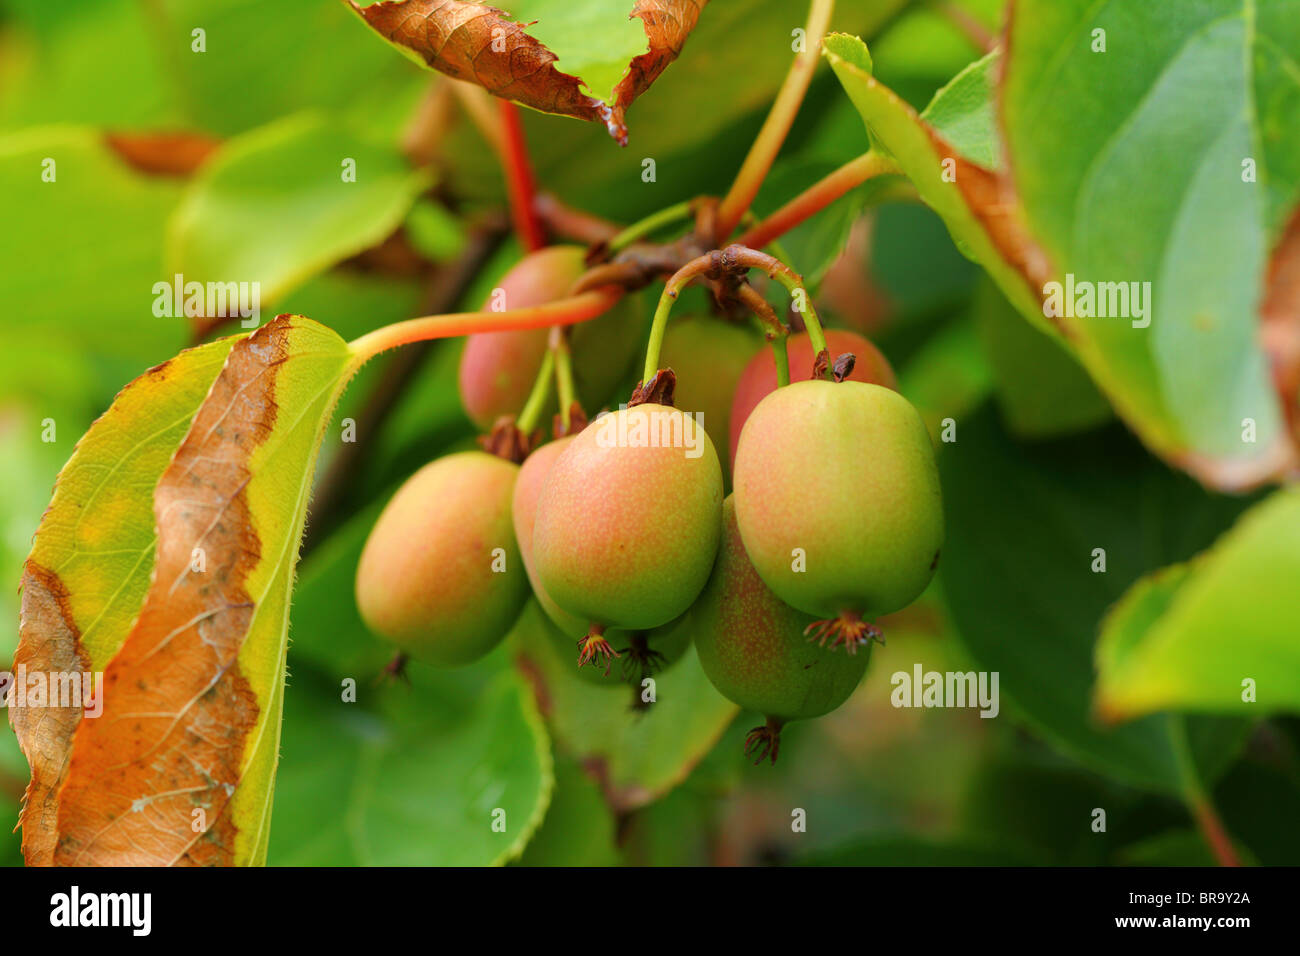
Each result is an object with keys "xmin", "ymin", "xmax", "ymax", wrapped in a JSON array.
[
  {"xmin": 458, "ymin": 245, "xmax": 642, "ymax": 428},
  {"xmin": 658, "ymin": 316, "xmax": 761, "ymax": 486},
  {"xmin": 694, "ymin": 497, "xmax": 869, "ymax": 722},
  {"xmin": 733, "ymin": 380, "xmax": 942, "ymax": 632},
  {"xmin": 356, "ymin": 451, "xmax": 529, "ymax": 666},
  {"xmin": 728, "ymin": 329, "xmax": 896, "ymax": 467},
  {"xmin": 533, "ymin": 404, "xmax": 724, "ymax": 641}
]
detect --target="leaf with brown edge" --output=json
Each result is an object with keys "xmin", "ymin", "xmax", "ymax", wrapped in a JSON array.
[
  {"xmin": 14, "ymin": 315, "xmax": 359, "ymax": 866},
  {"xmin": 344, "ymin": 0, "xmax": 707, "ymax": 144},
  {"xmin": 12, "ymin": 337, "xmax": 237, "ymax": 866}
]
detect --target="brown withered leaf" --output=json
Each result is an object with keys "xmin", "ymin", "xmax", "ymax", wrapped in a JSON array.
[{"xmin": 347, "ymin": 0, "xmax": 706, "ymax": 144}]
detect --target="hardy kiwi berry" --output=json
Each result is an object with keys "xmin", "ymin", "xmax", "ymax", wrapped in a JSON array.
[
  {"xmin": 356, "ymin": 451, "xmax": 529, "ymax": 666},
  {"xmin": 458, "ymin": 245, "xmax": 640, "ymax": 428},
  {"xmin": 532, "ymin": 403, "xmax": 723, "ymax": 669},
  {"xmin": 732, "ymin": 379, "xmax": 942, "ymax": 650},
  {"xmin": 693, "ymin": 497, "xmax": 869, "ymax": 763},
  {"xmin": 728, "ymin": 329, "xmax": 896, "ymax": 466}
]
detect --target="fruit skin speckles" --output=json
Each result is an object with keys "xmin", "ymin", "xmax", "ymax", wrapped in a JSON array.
[{"xmin": 356, "ymin": 451, "xmax": 529, "ymax": 667}]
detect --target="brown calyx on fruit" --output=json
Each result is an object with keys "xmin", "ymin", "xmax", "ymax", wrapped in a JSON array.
[
  {"xmin": 617, "ymin": 632, "xmax": 668, "ymax": 683},
  {"xmin": 479, "ymin": 416, "xmax": 539, "ymax": 463},
  {"xmin": 832, "ymin": 352, "xmax": 857, "ymax": 383},
  {"xmin": 744, "ymin": 717, "xmax": 785, "ymax": 766},
  {"xmin": 577, "ymin": 623, "xmax": 621, "ymax": 675},
  {"xmin": 380, "ymin": 652, "xmax": 411, "ymax": 685},
  {"xmin": 552, "ymin": 402, "xmax": 589, "ymax": 438},
  {"xmin": 628, "ymin": 368, "xmax": 676, "ymax": 408},
  {"xmin": 805, "ymin": 611, "xmax": 884, "ymax": 654},
  {"xmin": 812, "ymin": 347, "xmax": 831, "ymax": 380}
]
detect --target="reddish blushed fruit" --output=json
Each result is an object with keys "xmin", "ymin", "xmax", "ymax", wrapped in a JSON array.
[
  {"xmin": 532, "ymin": 403, "xmax": 723, "ymax": 669},
  {"xmin": 356, "ymin": 451, "xmax": 529, "ymax": 666},
  {"xmin": 512, "ymin": 435, "xmax": 587, "ymax": 637},
  {"xmin": 693, "ymin": 497, "xmax": 869, "ymax": 762},
  {"xmin": 659, "ymin": 316, "xmax": 761, "ymax": 487},
  {"xmin": 728, "ymin": 329, "xmax": 896, "ymax": 466},
  {"xmin": 733, "ymin": 380, "xmax": 942, "ymax": 650},
  {"xmin": 458, "ymin": 245, "xmax": 642, "ymax": 428}
]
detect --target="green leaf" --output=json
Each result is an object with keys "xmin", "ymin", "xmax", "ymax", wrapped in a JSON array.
[
  {"xmin": 919, "ymin": 49, "xmax": 1002, "ymax": 169},
  {"xmin": 515, "ymin": 754, "xmax": 619, "ymax": 866},
  {"xmin": 939, "ymin": 403, "xmax": 1254, "ymax": 793},
  {"xmin": 167, "ymin": 113, "xmax": 432, "ymax": 325},
  {"xmin": 271, "ymin": 656, "xmax": 553, "ymax": 866},
  {"xmin": 972, "ymin": 276, "xmax": 1113, "ymax": 438},
  {"xmin": 1001, "ymin": 0, "xmax": 1300, "ymax": 486},
  {"xmin": 824, "ymin": 34, "xmax": 1047, "ymax": 328},
  {"xmin": 0, "ymin": 127, "xmax": 186, "ymax": 369},
  {"xmin": 1095, "ymin": 487, "xmax": 1300, "ymax": 720},
  {"xmin": 12, "ymin": 316, "xmax": 360, "ymax": 865},
  {"xmin": 511, "ymin": 602, "xmax": 738, "ymax": 812}
]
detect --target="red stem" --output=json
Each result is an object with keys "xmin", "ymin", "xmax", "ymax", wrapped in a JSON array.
[
  {"xmin": 1189, "ymin": 796, "xmax": 1243, "ymax": 867},
  {"xmin": 736, "ymin": 152, "xmax": 898, "ymax": 249},
  {"xmin": 499, "ymin": 100, "xmax": 547, "ymax": 252}
]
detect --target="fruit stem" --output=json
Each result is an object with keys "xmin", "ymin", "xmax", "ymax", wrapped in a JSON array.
[
  {"xmin": 498, "ymin": 100, "xmax": 547, "ymax": 252},
  {"xmin": 550, "ymin": 326, "xmax": 577, "ymax": 432},
  {"xmin": 534, "ymin": 193, "xmax": 621, "ymax": 245},
  {"xmin": 641, "ymin": 282, "xmax": 684, "ymax": 385},
  {"xmin": 773, "ymin": 338, "xmax": 791, "ymax": 387},
  {"xmin": 1169, "ymin": 715, "xmax": 1243, "ymax": 867},
  {"xmin": 735, "ymin": 150, "xmax": 903, "ymax": 250},
  {"xmin": 607, "ymin": 200, "xmax": 694, "ymax": 253},
  {"xmin": 515, "ymin": 348, "xmax": 555, "ymax": 434},
  {"xmin": 715, "ymin": 0, "xmax": 836, "ymax": 239},
  {"xmin": 348, "ymin": 288, "xmax": 623, "ymax": 365}
]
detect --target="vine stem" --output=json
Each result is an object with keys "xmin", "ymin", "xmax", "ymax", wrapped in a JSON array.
[
  {"xmin": 736, "ymin": 150, "xmax": 901, "ymax": 249},
  {"xmin": 515, "ymin": 349, "xmax": 555, "ymax": 433},
  {"xmin": 1169, "ymin": 716, "xmax": 1242, "ymax": 867},
  {"xmin": 499, "ymin": 100, "xmax": 546, "ymax": 252},
  {"xmin": 715, "ymin": 0, "xmax": 836, "ymax": 238},
  {"xmin": 641, "ymin": 245, "xmax": 824, "ymax": 381},
  {"xmin": 550, "ymin": 326, "xmax": 577, "ymax": 432},
  {"xmin": 607, "ymin": 200, "xmax": 694, "ymax": 253},
  {"xmin": 348, "ymin": 289, "xmax": 622, "ymax": 365}
]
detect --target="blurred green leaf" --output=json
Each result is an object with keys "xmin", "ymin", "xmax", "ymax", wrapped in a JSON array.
[
  {"xmin": 516, "ymin": 754, "xmax": 620, "ymax": 867},
  {"xmin": 511, "ymin": 602, "xmax": 738, "ymax": 813},
  {"xmin": 167, "ymin": 112, "xmax": 431, "ymax": 314},
  {"xmin": 895, "ymin": 315, "xmax": 992, "ymax": 437},
  {"xmin": 972, "ymin": 277, "xmax": 1112, "ymax": 438},
  {"xmin": 1002, "ymin": 0, "xmax": 1300, "ymax": 486},
  {"xmin": 919, "ymin": 50, "xmax": 1001, "ymax": 169},
  {"xmin": 1096, "ymin": 487, "xmax": 1300, "ymax": 721},
  {"xmin": 271, "ymin": 657, "xmax": 553, "ymax": 865},
  {"xmin": 940, "ymin": 403, "xmax": 1254, "ymax": 793},
  {"xmin": 0, "ymin": 127, "xmax": 186, "ymax": 369}
]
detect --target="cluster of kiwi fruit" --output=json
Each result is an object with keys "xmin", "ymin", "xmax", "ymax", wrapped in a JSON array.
[{"xmin": 355, "ymin": 246, "xmax": 943, "ymax": 762}]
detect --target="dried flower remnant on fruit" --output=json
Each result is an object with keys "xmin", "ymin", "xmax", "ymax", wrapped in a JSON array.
[
  {"xmin": 628, "ymin": 368, "xmax": 677, "ymax": 408},
  {"xmin": 744, "ymin": 717, "xmax": 784, "ymax": 766},
  {"xmin": 479, "ymin": 416, "xmax": 540, "ymax": 463},
  {"xmin": 812, "ymin": 347, "xmax": 831, "ymax": 380},
  {"xmin": 804, "ymin": 612, "xmax": 884, "ymax": 654},
  {"xmin": 832, "ymin": 352, "xmax": 856, "ymax": 382}
]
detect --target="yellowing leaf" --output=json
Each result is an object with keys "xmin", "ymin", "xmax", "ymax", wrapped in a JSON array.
[{"xmin": 13, "ymin": 315, "xmax": 359, "ymax": 865}]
